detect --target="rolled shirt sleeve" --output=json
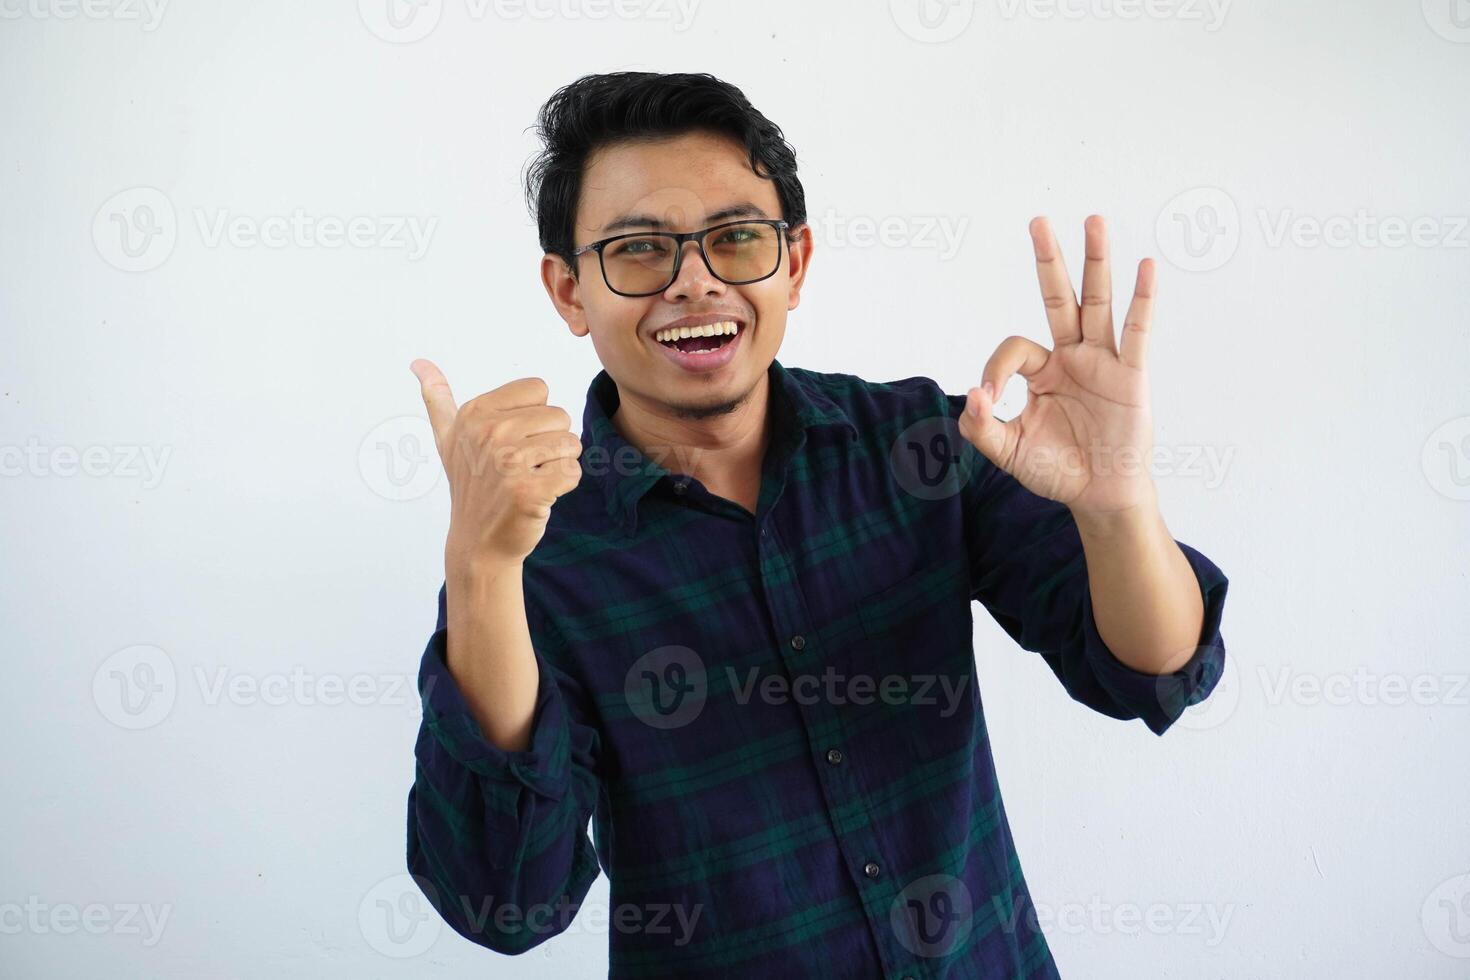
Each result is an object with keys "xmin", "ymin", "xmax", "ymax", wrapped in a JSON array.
[
  {"xmin": 1077, "ymin": 538, "xmax": 1229, "ymax": 734},
  {"xmin": 406, "ymin": 582, "xmax": 603, "ymax": 954},
  {"xmin": 945, "ymin": 389, "xmax": 1230, "ymax": 736}
]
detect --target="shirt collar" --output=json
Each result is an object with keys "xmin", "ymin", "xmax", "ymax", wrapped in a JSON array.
[{"xmin": 579, "ymin": 357, "xmax": 858, "ymax": 536}]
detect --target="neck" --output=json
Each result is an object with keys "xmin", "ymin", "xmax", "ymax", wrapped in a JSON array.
[{"xmin": 610, "ymin": 370, "xmax": 773, "ymax": 499}]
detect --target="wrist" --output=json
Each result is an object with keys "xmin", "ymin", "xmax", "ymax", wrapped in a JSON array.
[
  {"xmin": 1069, "ymin": 491, "xmax": 1162, "ymax": 541},
  {"xmin": 445, "ymin": 540, "xmax": 523, "ymax": 589}
]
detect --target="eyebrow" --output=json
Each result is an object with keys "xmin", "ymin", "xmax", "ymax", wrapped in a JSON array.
[{"xmin": 599, "ymin": 202, "xmax": 771, "ymax": 233}]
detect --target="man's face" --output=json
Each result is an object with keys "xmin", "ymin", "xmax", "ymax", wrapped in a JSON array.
[{"xmin": 542, "ymin": 129, "xmax": 813, "ymax": 422}]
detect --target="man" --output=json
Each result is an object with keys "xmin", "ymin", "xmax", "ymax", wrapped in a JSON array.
[{"xmin": 405, "ymin": 71, "xmax": 1229, "ymax": 978}]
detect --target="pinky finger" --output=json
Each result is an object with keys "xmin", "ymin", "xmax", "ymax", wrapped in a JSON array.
[{"xmin": 1119, "ymin": 258, "xmax": 1155, "ymax": 370}]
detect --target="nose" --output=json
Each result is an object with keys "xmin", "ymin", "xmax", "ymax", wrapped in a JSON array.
[{"xmin": 663, "ymin": 238, "xmax": 725, "ymax": 300}]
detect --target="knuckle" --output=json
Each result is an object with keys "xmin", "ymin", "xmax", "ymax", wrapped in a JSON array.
[
  {"xmin": 517, "ymin": 377, "xmax": 550, "ymax": 402},
  {"xmin": 484, "ymin": 419, "xmax": 512, "ymax": 446},
  {"xmin": 458, "ymin": 394, "xmax": 493, "ymax": 423},
  {"xmin": 510, "ymin": 479, "xmax": 543, "ymax": 511},
  {"xmin": 449, "ymin": 405, "xmax": 485, "ymax": 437}
]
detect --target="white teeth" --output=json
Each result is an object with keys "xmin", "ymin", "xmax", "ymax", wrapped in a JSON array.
[{"xmin": 655, "ymin": 320, "xmax": 740, "ymax": 343}]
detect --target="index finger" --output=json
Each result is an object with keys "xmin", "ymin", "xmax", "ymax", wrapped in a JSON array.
[
  {"xmin": 1029, "ymin": 216, "xmax": 1082, "ymax": 346},
  {"xmin": 410, "ymin": 358, "xmax": 458, "ymax": 448}
]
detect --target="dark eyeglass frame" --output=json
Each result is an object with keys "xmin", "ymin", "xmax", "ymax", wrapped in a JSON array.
[{"xmin": 569, "ymin": 219, "xmax": 791, "ymax": 297}]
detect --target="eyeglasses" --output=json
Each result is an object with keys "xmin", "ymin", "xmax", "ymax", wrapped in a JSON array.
[{"xmin": 570, "ymin": 219, "xmax": 790, "ymax": 297}]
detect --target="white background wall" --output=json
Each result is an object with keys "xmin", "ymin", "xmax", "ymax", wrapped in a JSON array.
[{"xmin": 3, "ymin": 1, "xmax": 1468, "ymax": 976}]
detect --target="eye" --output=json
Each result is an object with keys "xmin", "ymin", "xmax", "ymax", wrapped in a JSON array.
[{"xmin": 609, "ymin": 237, "xmax": 668, "ymax": 257}]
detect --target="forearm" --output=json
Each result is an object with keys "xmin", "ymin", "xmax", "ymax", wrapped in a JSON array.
[
  {"xmin": 412, "ymin": 558, "xmax": 601, "ymax": 954},
  {"xmin": 443, "ymin": 550, "xmax": 540, "ymax": 751},
  {"xmin": 1071, "ymin": 490, "xmax": 1206, "ymax": 676}
]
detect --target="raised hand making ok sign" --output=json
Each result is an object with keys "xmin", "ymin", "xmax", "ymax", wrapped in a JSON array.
[{"xmin": 957, "ymin": 215, "xmax": 1160, "ymax": 517}]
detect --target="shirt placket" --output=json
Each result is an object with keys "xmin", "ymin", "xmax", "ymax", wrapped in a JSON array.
[{"xmin": 753, "ymin": 443, "xmax": 909, "ymax": 979}]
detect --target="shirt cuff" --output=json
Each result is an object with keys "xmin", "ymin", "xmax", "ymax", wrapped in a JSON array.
[
  {"xmin": 417, "ymin": 626, "xmax": 572, "ymax": 802},
  {"xmin": 1079, "ymin": 539, "xmax": 1230, "ymax": 736}
]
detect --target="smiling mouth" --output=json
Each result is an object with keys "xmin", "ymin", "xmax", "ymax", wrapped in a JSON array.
[{"xmin": 653, "ymin": 320, "xmax": 743, "ymax": 356}]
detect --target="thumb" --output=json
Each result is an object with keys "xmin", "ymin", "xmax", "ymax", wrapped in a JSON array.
[
  {"xmin": 959, "ymin": 383, "xmax": 1011, "ymax": 468},
  {"xmin": 410, "ymin": 358, "xmax": 458, "ymax": 452}
]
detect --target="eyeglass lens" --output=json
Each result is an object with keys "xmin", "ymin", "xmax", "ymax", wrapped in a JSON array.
[{"xmin": 601, "ymin": 221, "xmax": 781, "ymax": 294}]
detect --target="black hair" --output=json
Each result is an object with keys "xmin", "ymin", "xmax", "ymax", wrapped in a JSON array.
[{"xmin": 522, "ymin": 71, "xmax": 806, "ymax": 280}]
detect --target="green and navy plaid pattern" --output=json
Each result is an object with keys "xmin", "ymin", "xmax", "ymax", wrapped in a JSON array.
[{"xmin": 407, "ymin": 358, "xmax": 1230, "ymax": 978}]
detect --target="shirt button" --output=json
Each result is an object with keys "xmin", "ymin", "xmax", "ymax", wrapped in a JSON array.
[
  {"xmin": 863, "ymin": 861, "xmax": 881, "ymax": 879},
  {"xmin": 672, "ymin": 481, "xmax": 687, "ymax": 494},
  {"xmin": 825, "ymin": 748, "xmax": 843, "ymax": 765},
  {"xmin": 789, "ymin": 635, "xmax": 806, "ymax": 651}
]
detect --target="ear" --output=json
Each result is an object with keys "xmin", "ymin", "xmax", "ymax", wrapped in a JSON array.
[
  {"xmin": 541, "ymin": 252, "xmax": 590, "ymax": 337},
  {"xmin": 784, "ymin": 223, "xmax": 815, "ymax": 312}
]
